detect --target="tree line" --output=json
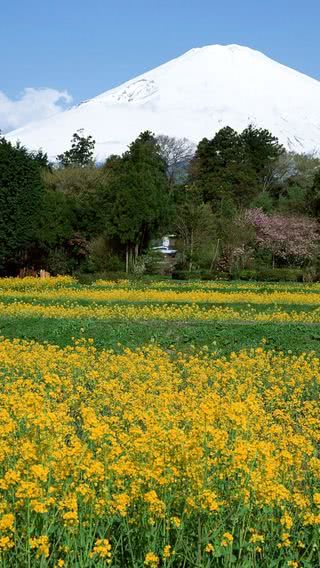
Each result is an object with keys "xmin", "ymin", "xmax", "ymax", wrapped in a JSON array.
[{"xmin": 0, "ymin": 125, "xmax": 320, "ymax": 279}]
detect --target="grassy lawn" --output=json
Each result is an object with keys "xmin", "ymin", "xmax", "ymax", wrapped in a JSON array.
[
  {"xmin": 1, "ymin": 316, "xmax": 320, "ymax": 355},
  {"xmin": 1, "ymin": 276, "xmax": 320, "ymax": 354}
]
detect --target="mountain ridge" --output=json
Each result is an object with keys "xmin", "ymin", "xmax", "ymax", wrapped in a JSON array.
[{"xmin": 6, "ymin": 44, "xmax": 320, "ymax": 159}]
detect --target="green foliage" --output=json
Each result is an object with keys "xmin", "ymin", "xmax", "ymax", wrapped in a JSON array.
[
  {"xmin": 38, "ymin": 190, "xmax": 74, "ymax": 249},
  {"xmin": 241, "ymin": 124, "xmax": 284, "ymax": 181},
  {"xmin": 171, "ymin": 269, "xmax": 204, "ymax": 280},
  {"xmin": 174, "ymin": 184, "xmax": 216, "ymax": 271},
  {"xmin": 251, "ymin": 191, "xmax": 274, "ymax": 212},
  {"xmin": 0, "ymin": 125, "xmax": 319, "ymax": 279},
  {"xmin": 306, "ymin": 169, "xmax": 320, "ymax": 217},
  {"xmin": 192, "ymin": 126, "xmax": 255, "ymax": 208},
  {"xmin": 290, "ymin": 152, "xmax": 320, "ymax": 186},
  {"xmin": 102, "ymin": 131, "xmax": 171, "ymax": 253},
  {"xmin": 85, "ymin": 236, "xmax": 124, "ymax": 273},
  {"xmin": 43, "ymin": 166, "xmax": 105, "ymax": 238},
  {"xmin": 2, "ymin": 314, "xmax": 320, "ymax": 359},
  {"xmin": 130, "ymin": 256, "xmax": 147, "ymax": 281},
  {"xmin": 56, "ymin": 130, "xmax": 96, "ymax": 167},
  {"xmin": 43, "ymin": 164, "xmax": 103, "ymax": 196},
  {"xmin": 273, "ymin": 152, "xmax": 320, "ymax": 212},
  {"xmin": 0, "ymin": 137, "xmax": 44, "ymax": 274},
  {"xmin": 191, "ymin": 125, "xmax": 284, "ymax": 209},
  {"xmin": 238, "ymin": 268, "xmax": 304, "ymax": 282},
  {"xmin": 30, "ymin": 149, "xmax": 52, "ymax": 170},
  {"xmin": 138, "ymin": 250, "xmax": 164, "ymax": 275},
  {"xmin": 278, "ymin": 184, "xmax": 307, "ymax": 213},
  {"xmin": 46, "ymin": 248, "xmax": 70, "ymax": 275}
]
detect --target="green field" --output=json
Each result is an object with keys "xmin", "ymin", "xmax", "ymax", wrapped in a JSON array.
[
  {"xmin": 1, "ymin": 277, "xmax": 320, "ymax": 355},
  {"xmin": 2, "ymin": 316, "xmax": 320, "ymax": 356}
]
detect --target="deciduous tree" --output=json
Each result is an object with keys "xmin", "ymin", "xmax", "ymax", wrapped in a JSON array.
[
  {"xmin": 57, "ymin": 130, "xmax": 96, "ymax": 167},
  {"xmin": 246, "ymin": 208, "xmax": 319, "ymax": 266}
]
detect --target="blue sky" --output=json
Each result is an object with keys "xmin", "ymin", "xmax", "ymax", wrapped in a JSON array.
[{"xmin": 1, "ymin": 0, "xmax": 320, "ymax": 130}]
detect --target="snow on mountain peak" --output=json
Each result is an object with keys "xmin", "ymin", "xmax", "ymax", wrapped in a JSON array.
[{"xmin": 6, "ymin": 44, "xmax": 320, "ymax": 160}]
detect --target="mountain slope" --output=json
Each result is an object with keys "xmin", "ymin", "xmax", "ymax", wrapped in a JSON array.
[{"xmin": 6, "ymin": 44, "xmax": 320, "ymax": 160}]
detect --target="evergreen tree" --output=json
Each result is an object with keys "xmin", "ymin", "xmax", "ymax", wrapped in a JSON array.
[
  {"xmin": 240, "ymin": 124, "xmax": 284, "ymax": 183},
  {"xmin": 57, "ymin": 130, "xmax": 96, "ymax": 167},
  {"xmin": 38, "ymin": 190, "xmax": 74, "ymax": 249},
  {"xmin": 43, "ymin": 166, "xmax": 105, "ymax": 239},
  {"xmin": 102, "ymin": 131, "xmax": 171, "ymax": 271},
  {"xmin": 191, "ymin": 125, "xmax": 284, "ymax": 209},
  {"xmin": 0, "ymin": 136, "xmax": 44, "ymax": 274},
  {"xmin": 191, "ymin": 127, "xmax": 254, "ymax": 208},
  {"xmin": 31, "ymin": 149, "xmax": 52, "ymax": 171},
  {"xmin": 307, "ymin": 170, "xmax": 320, "ymax": 217}
]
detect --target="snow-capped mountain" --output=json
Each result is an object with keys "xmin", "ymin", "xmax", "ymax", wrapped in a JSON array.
[{"xmin": 6, "ymin": 44, "xmax": 320, "ymax": 160}]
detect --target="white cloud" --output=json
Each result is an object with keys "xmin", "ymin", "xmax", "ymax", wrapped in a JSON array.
[{"xmin": 0, "ymin": 87, "xmax": 72, "ymax": 133}]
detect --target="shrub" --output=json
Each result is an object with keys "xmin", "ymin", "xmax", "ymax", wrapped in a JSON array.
[
  {"xmin": 85, "ymin": 237, "xmax": 124, "ymax": 273},
  {"xmin": 238, "ymin": 268, "xmax": 304, "ymax": 282},
  {"xmin": 76, "ymin": 271, "xmax": 128, "ymax": 284},
  {"xmin": 46, "ymin": 249, "xmax": 70, "ymax": 275},
  {"xmin": 201, "ymin": 270, "xmax": 230, "ymax": 281},
  {"xmin": 171, "ymin": 270, "xmax": 202, "ymax": 280}
]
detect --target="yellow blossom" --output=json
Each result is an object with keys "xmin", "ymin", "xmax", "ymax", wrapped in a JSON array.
[
  {"xmin": 29, "ymin": 535, "xmax": 49, "ymax": 558},
  {"xmin": 221, "ymin": 533, "xmax": 234, "ymax": 547},
  {"xmin": 0, "ymin": 536, "xmax": 14, "ymax": 550},
  {"xmin": 62, "ymin": 511, "xmax": 78, "ymax": 526},
  {"xmin": 281, "ymin": 512, "xmax": 293, "ymax": 530},
  {"xmin": 0, "ymin": 514, "xmax": 15, "ymax": 533},
  {"xmin": 163, "ymin": 545, "xmax": 173, "ymax": 558},
  {"xmin": 170, "ymin": 516, "xmax": 181, "ymax": 528},
  {"xmin": 89, "ymin": 538, "xmax": 112, "ymax": 562},
  {"xmin": 313, "ymin": 493, "xmax": 320, "ymax": 506},
  {"xmin": 144, "ymin": 552, "xmax": 159, "ymax": 567}
]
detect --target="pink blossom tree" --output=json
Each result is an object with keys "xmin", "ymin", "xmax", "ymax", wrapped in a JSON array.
[{"xmin": 245, "ymin": 208, "xmax": 319, "ymax": 266}]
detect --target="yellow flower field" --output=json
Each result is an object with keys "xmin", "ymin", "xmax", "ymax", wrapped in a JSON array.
[
  {"xmin": 1, "ymin": 277, "xmax": 320, "ymax": 327},
  {"xmin": 1, "ymin": 299, "xmax": 320, "ymax": 324},
  {"xmin": 0, "ymin": 277, "xmax": 319, "ymax": 566},
  {"xmin": 2, "ymin": 283, "xmax": 320, "ymax": 305},
  {"xmin": 0, "ymin": 339, "xmax": 319, "ymax": 566},
  {"xmin": 0, "ymin": 276, "xmax": 75, "ymax": 289}
]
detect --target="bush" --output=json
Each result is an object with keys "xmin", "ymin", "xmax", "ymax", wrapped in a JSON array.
[
  {"xmin": 171, "ymin": 269, "xmax": 229, "ymax": 281},
  {"xmin": 143, "ymin": 251, "xmax": 165, "ymax": 275},
  {"xmin": 172, "ymin": 270, "xmax": 202, "ymax": 280},
  {"xmin": 46, "ymin": 249, "xmax": 70, "ymax": 275},
  {"xmin": 200, "ymin": 270, "xmax": 230, "ymax": 281},
  {"xmin": 238, "ymin": 268, "xmax": 304, "ymax": 282},
  {"xmin": 76, "ymin": 271, "xmax": 128, "ymax": 284},
  {"xmin": 130, "ymin": 257, "xmax": 147, "ymax": 282},
  {"xmin": 86, "ymin": 237, "xmax": 124, "ymax": 273}
]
